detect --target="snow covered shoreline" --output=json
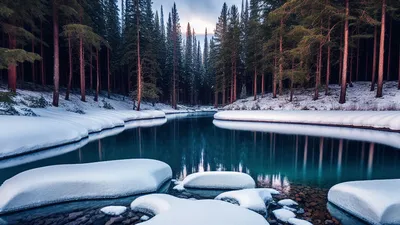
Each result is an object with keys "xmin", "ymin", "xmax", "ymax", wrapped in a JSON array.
[{"xmin": 214, "ymin": 110, "xmax": 400, "ymax": 132}]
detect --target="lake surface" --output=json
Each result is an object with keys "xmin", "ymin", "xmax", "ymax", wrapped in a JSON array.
[{"xmin": 1, "ymin": 115, "xmax": 400, "ymax": 189}]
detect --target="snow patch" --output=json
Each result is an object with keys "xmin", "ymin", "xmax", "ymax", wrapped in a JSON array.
[
  {"xmin": 180, "ymin": 172, "xmax": 256, "ymax": 190},
  {"xmin": 278, "ymin": 199, "xmax": 299, "ymax": 207},
  {"xmin": 287, "ymin": 218, "xmax": 313, "ymax": 225},
  {"xmin": 130, "ymin": 194, "xmax": 270, "ymax": 225},
  {"xmin": 215, "ymin": 188, "xmax": 276, "ymax": 214},
  {"xmin": 100, "ymin": 206, "xmax": 127, "ymax": 216},
  {"xmin": 272, "ymin": 208, "xmax": 296, "ymax": 222},
  {"xmin": 328, "ymin": 179, "xmax": 400, "ymax": 225},
  {"xmin": 0, "ymin": 159, "xmax": 172, "ymax": 214}
]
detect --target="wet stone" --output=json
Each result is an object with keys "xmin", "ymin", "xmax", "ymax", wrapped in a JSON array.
[{"xmin": 105, "ymin": 216, "xmax": 124, "ymax": 225}]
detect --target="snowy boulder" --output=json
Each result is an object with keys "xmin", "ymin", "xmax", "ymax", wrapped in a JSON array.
[
  {"xmin": 130, "ymin": 194, "xmax": 269, "ymax": 225},
  {"xmin": 287, "ymin": 218, "xmax": 313, "ymax": 225},
  {"xmin": 180, "ymin": 172, "xmax": 256, "ymax": 190},
  {"xmin": 278, "ymin": 199, "xmax": 298, "ymax": 207},
  {"xmin": 328, "ymin": 179, "xmax": 400, "ymax": 225},
  {"xmin": 0, "ymin": 159, "xmax": 172, "ymax": 214},
  {"xmin": 0, "ymin": 116, "xmax": 88, "ymax": 159},
  {"xmin": 272, "ymin": 209, "xmax": 296, "ymax": 222},
  {"xmin": 100, "ymin": 206, "xmax": 127, "ymax": 216},
  {"xmin": 215, "ymin": 188, "xmax": 278, "ymax": 214}
]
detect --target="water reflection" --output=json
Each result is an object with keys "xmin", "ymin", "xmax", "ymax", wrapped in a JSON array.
[{"xmin": 1, "ymin": 117, "xmax": 400, "ymax": 189}]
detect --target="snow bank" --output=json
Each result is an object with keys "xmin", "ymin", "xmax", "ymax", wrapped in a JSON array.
[
  {"xmin": 215, "ymin": 111, "xmax": 400, "ymax": 131},
  {"xmin": 272, "ymin": 208, "xmax": 296, "ymax": 222},
  {"xmin": 213, "ymin": 120, "xmax": 400, "ymax": 149},
  {"xmin": 287, "ymin": 218, "xmax": 313, "ymax": 225},
  {"xmin": 0, "ymin": 116, "xmax": 88, "ymax": 159},
  {"xmin": 215, "ymin": 188, "xmax": 277, "ymax": 214},
  {"xmin": 0, "ymin": 159, "xmax": 172, "ymax": 214},
  {"xmin": 278, "ymin": 199, "xmax": 298, "ymax": 207},
  {"xmin": 130, "ymin": 194, "xmax": 269, "ymax": 225},
  {"xmin": 328, "ymin": 179, "xmax": 400, "ymax": 225},
  {"xmin": 100, "ymin": 206, "xmax": 127, "ymax": 216},
  {"xmin": 180, "ymin": 172, "xmax": 256, "ymax": 190}
]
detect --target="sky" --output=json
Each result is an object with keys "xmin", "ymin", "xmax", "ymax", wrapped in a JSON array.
[{"xmin": 117, "ymin": 0, "xmax": 243, "ymax": 47}]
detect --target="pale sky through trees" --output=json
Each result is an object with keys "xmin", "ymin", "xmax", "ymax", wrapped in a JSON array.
[{"xmin": 117, "ymin": 0, "xmax": 242, "ymax": 35}]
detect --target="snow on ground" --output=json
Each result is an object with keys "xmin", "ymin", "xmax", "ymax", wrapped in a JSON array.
[
  {"xmin": 100, "ymin": 206, "xmax": 127, "ymax": 216},
  {"xmin": 0, "ymin": 159, "xmax": 172, "ymax": 214},
  {"xmin": 214, "ymin": 110, "xmax": 400, "ymax": 131},
  {"xmin": 177, "ymin": 172, "xmax": 256, "ymax": 190},
  {"xmin": 213, "ymin": 120, "xmax": 400, "ymax": 149},
  {"xmin": 130, "ymin": 194, "xmax": 270, "ymax": 225},
  {"xmin": 272, "ymin": 208, "xmax": 296, "ymax": 222},
  {"xmin": 287, "ymin": 218, "xmax": 313, "ymax": 225},
  {"xmin": 224, "ymin": 82, "xmax": 400, "ymax": 111},
  {"xmin": 215, "ymin": 188, "xmax": 278, "ymax": 214},
  {"xmin": 328, "ymin": 179, "xmax": 400, "ymax": 225},
  {"xmin": 0, "ymin": 116, "xmax": 88, "ymax": 159},
  {"xmin": 278, "ymin": 199, "xmax": 299, "ymax": 207}
]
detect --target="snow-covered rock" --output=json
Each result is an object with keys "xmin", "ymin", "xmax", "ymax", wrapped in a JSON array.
[
  {"xmin": 214, "ymin": 111, "xmax": 400, "ymax": 131},
  {"xmin": 278, "ymin": 199, "xmax": 299, "ymax": 207},
  {"xmin": 0, "ymin": 159, "xmax": 172, "ymax": 214},
  {"xmin": 272, "ymin": 208, "xmax": 296, "ymax": 222},
  {"xmin": 287, "ymin": 218, "xmax": 313, "ymax": 225},
  {"xmin": 0, "ymin": 116, "xmax": 88, "ymax": 159},
  {"xmin": 328, "ymin": 179, "xmax": 400, "ymax": 225},
  {"xmin": 215, "ymin": 188, "xmax": 277, "ymax": 214},
  {"xmin": 213, "ymin": 120, "xmax": 400, "ymax": 149},
  {"xmin": 180, "ymin": 172, "xmax": 256, "ymax": 190},
  {"xmin": 130, "ymin": 194, "xmax": 269, "ymax": 225},
  {"xmin": 100, "ymin": 206, "xmax": 127, "ymax": 216}
]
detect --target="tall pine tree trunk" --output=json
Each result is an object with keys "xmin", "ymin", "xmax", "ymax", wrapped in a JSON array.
[
  {"xmin": 253, "ymin": 67, "xmax": 257, "ymax": 101},
  {"xmin": 66, "ymin": 35, "xmax": 72, "ymax": 100},
  {"xmin": 398, "ymin": 46, "xmax": 400, "ymax": 89},
  {"xmin": 234, "ymin": 62, "xmax": 237, "ymax": 101},
  {"xmin": 273, "ymin": 43, "xmax": 277, "ymax": 98},
  {"xmin": 40, "ymin": 20, "xmax": 45, "ymax": 86},
  {"xmin": 222, "ymin": 75, "xmax": 226, "ymax": 106},
  {"xmin": 314, "ymin": 30, "xmax": 322, "ymax": 100},
  {"xmin": 386, "ymin": 17, "xmax": 392, "ymax": 81},
  {"xmin": 95, "ymin": 48, "xmax": 100, "ymax": 102},
  {"xmin": 31, "ymin": 32, "xmax": 35, "ymax": 83},
  {"xmin": 261, "ymin": 72, "xmax": 265, "ymax": 98},
  {"xmin": 356, "ymin": 27, "xmax": 360, "ymax": 81},
  {"xmin": 290, "ymin": 57, "xmax": 294, "ymax": 102},
  {"xmin": 339, "ymin": 0, "xmax": 349, "ymax": 104},
  {"xmin": 371, "ymin": 26, "xmax": 378, "ymax": 91},
  {"xmin": 349, "ymin": 48, "xmax": 353, "ymax": 86},
  {"xmin": 107, "ymin": 48, "xmax": 111, "ymax": 99},
  {"xmin": 230, "ymin": 63, "xmax": 234, "ymax": 104},
  {"xmin": 136, "ymin": 0, "xmax": 142, "ymax": 111},
  {"xmin": 7, "ymin": 35, "xmax": 17, "ymax": 92},
  {"xmin": 339, "ymin": 28, "xmax": 343, "ymax": 86},
  {"xmin": 52, "ymin": 1, "xmax": 60, "ymax": 106},
  {"xmin": 325, "ymin": 17, "xmax": 331, "ymax": 95},
  {"xmin": 376, "ymin": 0, "xmax": 386, "ymax": 98},
  {"xmin": 90, "ymin": 49, "xmax": 93, "ymax": 90},
  {"xmin": 279, "ymin": 19, "xmax": 283, "ymax": 95},
  {"xmin": 79, "ymin": 37, "xmax": 85, "ymax": 101}
]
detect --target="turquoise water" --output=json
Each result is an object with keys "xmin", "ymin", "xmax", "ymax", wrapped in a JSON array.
[{"xmin": 1, "ymin": 116, "xmax": 400, "ymax": 189}]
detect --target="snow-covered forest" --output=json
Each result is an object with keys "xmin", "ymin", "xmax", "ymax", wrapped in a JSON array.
[{"xmin": 1, "ymin": 0, "xmax": 400, "ymax": 110}]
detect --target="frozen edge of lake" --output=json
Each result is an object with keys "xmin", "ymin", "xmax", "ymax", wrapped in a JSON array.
[{"xmin": 214, "ymin": 111, "xmax": 400, "ymax": 131}]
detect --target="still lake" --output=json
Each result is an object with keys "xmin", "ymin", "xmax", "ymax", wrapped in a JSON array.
[{"xmin": 1, "ymin": 114, "xmax": 400, "ymax": 189}]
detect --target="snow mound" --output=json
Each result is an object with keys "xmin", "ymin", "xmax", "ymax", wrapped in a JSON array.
[
  {"xmin": 278, "ymin": 199, "xmax": 298, "ymax": 207},
  {"xmin": 215, "ymin": 188, "xmax": 277, "ymax": 214},
  {"xmin": 328, "ymin": 179, "xmax": 400, "ymax": 225},
  {"xmin": 288, "ymin": 218, "xmax": 313, "ymax": 225},
  {"xmin": 214, "ymin": 111, "xmax": 400, "ymax": 131},
  {"xmin": 272, "ymin": 208, "xmax": 296, "ymax": 222},
  {"xmin": 0, "ymin": 159, "xmax": 172, "ymax": 214},
  {"xmin": 130, "ymin": 194, "xmax": 269, "ymax": 225},
  {"xmin": 100, "ymin": 206, "xmax": 127, "ymax": 216},
  {"xmin": 181, "ymin": 172, "xmax": 256, "ymax": 190},
  {"xmin": 0, "ymin": 116, "xmax": 88, "ymax": 159},
  {"xmin": 213, "ymin": 120, "xmax": 400, "ymax": 149}
]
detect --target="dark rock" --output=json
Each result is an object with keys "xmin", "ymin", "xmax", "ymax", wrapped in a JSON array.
[
  {"xmin": 105, "ymin": 216, "xmax": 124, "ymax": 225},
  {"xmin": 325, "ymin": 219, "xmax": 334, "ymax": 224},
  {"xmin": 68, "ymin": 211, "xmax": 84, "ymax": 220}
]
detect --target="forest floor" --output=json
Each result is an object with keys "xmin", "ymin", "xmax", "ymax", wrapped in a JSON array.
[
  {"xmin": 0, "ymin": 83, "xmax": 215, "ymax": 116},
  {"xmin": 224, "ymin": 81, "xmax": 400, "ymax": 111}
]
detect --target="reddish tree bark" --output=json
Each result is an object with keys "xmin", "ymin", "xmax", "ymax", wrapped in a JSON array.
[
  {"xmin": 261, "ymin": 72, "xmax": 265, "ymax": 98},
  {"xmin": 65, "ymin": 35, "xmax": 73, "ymax": 100},
  {"xmin": 386, "ymin": 17, "xmax": 392, "ymax": 81},
  {"xmin": 325, "ymin": 17, "xmax": 331, "ymax": 95},
  {"xmin": 222, "ymin": 75, "xmax": 226, "ymax": 106},
  {"xmin": 136, "ymin": 0, "xmax": 142, "ymax": 111},
  {"xmin": 339, "ymin": 0, "xmax": 349, "ymax": 104},
  {"xmin": 273, "ymin": 43, "xmax": 277, "ymax": 98},
  {"xmin": 52, "ymin": 1, "xmax": 60, "ymax": 106},
  {"xmin": 279, "ymin": 19, "xmax": 283, "ymax": 96},
  {"xmin": 90, "ymin": 49, "xmax": 93, "ymax": 90},
  {"xmin": 371, "ymin": 26, "xmax": 378, "ymax": 91},
  {"xmin": 253, "ymin": 67, "xmax": 257, "ymax": 101},
  {"xmin": 290, "ymin": 57, "xmax": 294, "ymax": 102},
  {"xmin": 8, "ymin": 35, "xmax": 17, "ymax": 92},
  {"xmin": 356, "ymin": 27, "xmax": 360, "ymax": 81},
  {"xmin": 107, "ymin": 48, "xmax": 111, "ymax": 99},
  {"xmin": 376, "ymin": 0, "xmax": 386, "ymax": 98}
]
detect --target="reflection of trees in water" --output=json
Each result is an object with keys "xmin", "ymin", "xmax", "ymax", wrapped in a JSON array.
[{"xmin": 81, "ymin": 117, "xmax": 400, "ymax": 188}]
